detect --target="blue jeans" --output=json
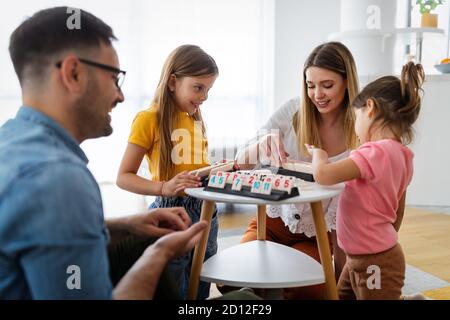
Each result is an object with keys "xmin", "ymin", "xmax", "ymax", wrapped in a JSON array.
[{"xmin": 149, "ymin": 196, "xmax": 218, "ymax": 300}]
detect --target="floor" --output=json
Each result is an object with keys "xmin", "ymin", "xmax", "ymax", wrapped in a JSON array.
[
  {"xmin": 210, "ymin": 204, "xmax": 450, "ymax": 298},
  {"xmin": 399, "ymin": 207, "xmax": 450, "ymax": 282}
]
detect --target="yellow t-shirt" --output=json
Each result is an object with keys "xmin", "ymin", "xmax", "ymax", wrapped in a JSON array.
[{"xmin": 128, "ymin": 104, "xmax": 210, "ymax": 181}]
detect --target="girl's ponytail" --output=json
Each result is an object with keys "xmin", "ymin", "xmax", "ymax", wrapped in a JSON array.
[
  {"xmin": 399, "ymin": 62, "xmax": 425, "ymax": 120},
  {"xmin": 397, "ymin": 62, "xmax": 425, "ymax": 143}
]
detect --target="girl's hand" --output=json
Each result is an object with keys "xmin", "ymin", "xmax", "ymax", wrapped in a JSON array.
[
  {"xmin": 305, "ymin": 144, "xmax": 328, "ymax": 159},
  {"xmin": 258, "ymin": 133, "xmax": 290, "ymax": 167},
  {"xmin": 161, "ymin": 171, "xmax": 202, "ymax": 197},
  {"xmin": 304, "ymin": 143, "xmax": 315, "ymax": 156}
]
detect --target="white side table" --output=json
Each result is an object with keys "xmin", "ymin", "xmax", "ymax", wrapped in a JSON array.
[{"xmin": 185, "ymin": 182, "xmax": 344, "ymax": 300}]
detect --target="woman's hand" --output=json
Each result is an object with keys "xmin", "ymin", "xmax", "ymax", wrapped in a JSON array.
[
  {"xmin": 161, "ymin": 171, "xmax": 202, "ymax": 197},
  {"xmin": 258, "ymin": 133, "xmax": 289, "ymax": 167}
]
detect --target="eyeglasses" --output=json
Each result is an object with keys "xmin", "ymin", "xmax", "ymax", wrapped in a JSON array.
[{"xmin": 56, "ymin": 58, "xmax": 126, "ymax": 89}]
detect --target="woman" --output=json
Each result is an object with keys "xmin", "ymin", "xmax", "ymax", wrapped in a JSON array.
[{"xmin": 235, "ymin": 41, "xmax": 359, "ymax": 299}]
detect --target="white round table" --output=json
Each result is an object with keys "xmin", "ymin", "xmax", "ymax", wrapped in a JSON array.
[{"xmin": 185, "ymin": 182, "xmax": 344, "ymax": 300}]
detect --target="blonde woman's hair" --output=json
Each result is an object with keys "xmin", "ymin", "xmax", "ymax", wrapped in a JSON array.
[
  {"xmin": 352, "ymin": 62, "xmax": 424, "ymax": 145},
  {"xmin": 293, "ymin": 42, "xmax": 359, "ymax": 156},
  {"xmin": 153, "ymin": 45, "xmax": 218, "ymax": 181}
]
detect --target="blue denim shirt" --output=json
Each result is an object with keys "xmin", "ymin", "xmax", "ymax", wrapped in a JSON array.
[{"xmin": 0, "ymin": 106, "xmax": 113, "ymax": 299}]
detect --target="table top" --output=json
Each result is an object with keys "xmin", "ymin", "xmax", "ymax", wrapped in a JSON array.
[
  {"xmin": 185, "ymin": 182, "xmax": 344, "ymax": 205},
  {"xmin": 200, "ymin": 241, "xmax": 325, "ymax": 288}
]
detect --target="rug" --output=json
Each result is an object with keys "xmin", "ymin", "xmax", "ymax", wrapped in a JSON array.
[{"xmin": 212, "ymin": 235, "xmax": 450, "ymax": 298}]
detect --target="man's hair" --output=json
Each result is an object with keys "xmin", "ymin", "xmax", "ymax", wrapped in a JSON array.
[{"xmin": 9, "ymin": 6, "xmax": 116, "ymax": 85}]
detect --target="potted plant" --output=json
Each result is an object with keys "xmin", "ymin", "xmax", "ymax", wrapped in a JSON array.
[{"xmin": 416, "ymin": 0, "xmax": 445, "ymax": 28}]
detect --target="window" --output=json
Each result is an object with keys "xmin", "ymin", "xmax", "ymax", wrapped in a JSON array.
[{"xmin": 0, "ymin": 0, "xmax": 274, "ymax": 182}]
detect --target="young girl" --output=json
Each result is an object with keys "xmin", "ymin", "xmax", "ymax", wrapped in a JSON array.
[
  {"xmin": 117, "ymin": 45, "xmax": 219, "ymax": 300},
  {"xmin": 307, "ymin": 62, "xmax": 424, "ymax": 300}
]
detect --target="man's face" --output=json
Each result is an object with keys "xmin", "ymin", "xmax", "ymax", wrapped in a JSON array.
[{"xmin": 74, "ymin": 43, "xmax": 124, "ymax": 139}]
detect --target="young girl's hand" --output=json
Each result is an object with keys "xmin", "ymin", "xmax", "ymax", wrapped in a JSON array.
[
  {"xmin": 304, "ymin": 143, "xmax": 315, "ymax": 156},
  {"xmin": 161, "ymin": 171, "xmax": 202, "ymax": 196},
  {"xmin": 305, "ymin": 144, "xmax": 328, "ymax": 159}
]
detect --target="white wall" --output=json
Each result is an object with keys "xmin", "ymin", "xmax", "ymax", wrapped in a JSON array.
[
  {"xmin": 408, "ymin": 74, "xmax": 450, "ymax": 206},
  {"xmin": 274, "ymin": 0, "xmax": 341, "ymax": 110},
  {"xmin": 273, "ymin": 0, "xmax": 449, "ymax": 206}
]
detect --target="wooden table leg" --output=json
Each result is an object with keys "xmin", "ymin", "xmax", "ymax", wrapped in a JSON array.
[
  {"xmin": 257, "ymin": 205, "xmax": 266, "ymax": 241},
  {"xmin": 310, "ymin": 201, "xmax": 339, "ymax": 300},
  {"xmin": 187, "ymin": 200, "xmax": 215, "ymax": 300}
]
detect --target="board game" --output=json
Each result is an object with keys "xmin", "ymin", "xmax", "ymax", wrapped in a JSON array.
[{"xmin": 191, "ymin": 160, "xmax": 315, "ymax": 201}]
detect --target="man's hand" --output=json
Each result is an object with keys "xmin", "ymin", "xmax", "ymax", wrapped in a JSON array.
[
  {"xmin": 146, "ymin": 221, "xmax": 208, "ymax": 261},
  {"xmin": 258, "ymin": 133, "xmax": 289, "ymax": 167},
  {"xmin": 125, "ymin": 207, "xmax": 192, "ymax": 239},
  {"xmin": 113, "ymin": 220, "xmax": 208, "ymax": 299}
]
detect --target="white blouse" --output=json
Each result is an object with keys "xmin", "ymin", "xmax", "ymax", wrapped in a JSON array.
[{"xmin": 259, "ymin": 97, "xmax": 349, "ymax": 238}]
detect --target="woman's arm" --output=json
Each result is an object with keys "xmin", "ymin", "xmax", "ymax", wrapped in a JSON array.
[
  {"xmin": 235, "ymin": 99, "xmax": 297, "ymax": 169},
  {"xmin": 116, "ymin": 143, "xmax": 164, "ymax": 196},
  {"xmin": 234, "ymin": 139, "xmax": 260, "ymax": 170},
  {"xmin": 235, "ymin": 134, "xmax": 289, "ymax": 169}
]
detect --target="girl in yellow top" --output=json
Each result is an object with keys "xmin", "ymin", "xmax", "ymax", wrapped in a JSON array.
[{"xmin": 117, "ymin": 45, "xmax": 218, "ymax": 300}]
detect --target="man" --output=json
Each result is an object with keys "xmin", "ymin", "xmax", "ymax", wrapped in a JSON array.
[{"xmin": 0, "ymin": 6, "xmax": 209, "ymax": 299}]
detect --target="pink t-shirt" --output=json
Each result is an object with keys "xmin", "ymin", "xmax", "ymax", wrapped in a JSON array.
[{"xmin": 337, "ymin": 139, "xmax": 414, "ymax": 255}]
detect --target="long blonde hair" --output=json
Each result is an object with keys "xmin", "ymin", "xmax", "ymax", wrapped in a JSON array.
[
  {"xmin": 153, "ymin": 45, "xmax": 218, "ymax": 181},
  {"xmin": 293, "ymin": 42, "xmax": 359, "ymax": 156}
]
